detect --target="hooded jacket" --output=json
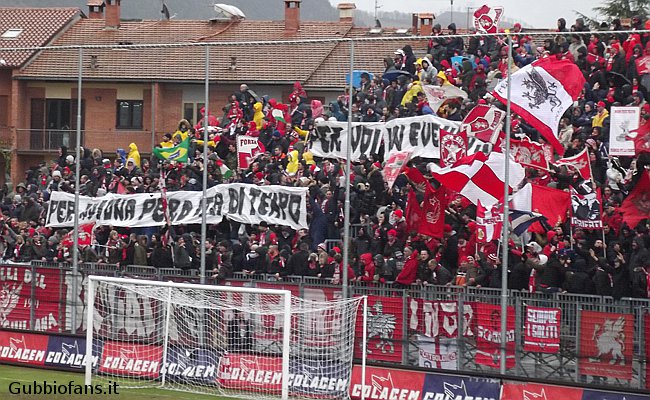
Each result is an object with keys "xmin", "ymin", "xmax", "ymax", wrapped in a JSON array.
[
  {"xmin": 359, "ymin": 253, "xmax": 376, "ymax": 282},
  {"xmin": 127, "ymin": 143, "xmax": 141, "ymax": 168},
  {"xmin": 253, "ymin": 102, "xmax": 265, "ymax": 130}
]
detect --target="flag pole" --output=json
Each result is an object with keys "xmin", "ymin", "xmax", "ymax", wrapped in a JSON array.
[
  {"xmin": 500, "ymin": 32, "xmax": 513, "ymax": 375},
  {"xmin": 342, "ymin": 40, "xmax": 355, "ymax": 299}
]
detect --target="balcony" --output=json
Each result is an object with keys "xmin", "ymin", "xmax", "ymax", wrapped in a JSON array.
[{"xmin": 16, "ymin": 129, "xmax": 84, "ymax": 153}]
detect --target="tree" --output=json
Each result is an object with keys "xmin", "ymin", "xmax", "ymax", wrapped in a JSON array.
[{"xmin": 592, "ymin": 0, "xmax": 648, "ymax": 21}]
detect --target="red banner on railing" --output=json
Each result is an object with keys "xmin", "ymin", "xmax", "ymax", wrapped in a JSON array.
[
  {"xmin": 579, "ymin": 311, "xmax": 633, "ymax": 380},
  {"xmin": 408, "ymin": 298, "xmax": 475, "ymax": 339},
  {"xmin": 524, "ymin": 306, "xmax": 561, "ymax": 353},
  {"xmin": 355, "ymin": 296, "xmax": 403, "ymax": 363},
  {"xmin": 474, "ymin": 302, "xmax": 516, "ymax": 369},
  {"xmin": 0, "ymin": 265, "xmax": 63, "ymax": 332}
]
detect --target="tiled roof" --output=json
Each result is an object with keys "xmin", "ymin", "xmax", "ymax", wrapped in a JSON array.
[
  {"xmin": 15, "ymin": 18, "xmax": 354, "ymax": 83},
  {"xmin": 0, "ymin": 8, "xmax": 81, "ymax": 67},
  {"xmin": 306, "ymin": 27, "xmax": 427, "ymax": 88}
]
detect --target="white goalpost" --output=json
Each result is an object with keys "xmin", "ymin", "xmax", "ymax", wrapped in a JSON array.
[{"xmin": 84, "ymin": 275, "xmax": 366, "ymax": 400}]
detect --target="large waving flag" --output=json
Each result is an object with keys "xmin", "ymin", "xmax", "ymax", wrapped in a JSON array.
[
  {"xmin": 493, "ymin": 57, "xmax": 585, "ymax": 156},
  {"xmin": 556, "ymin": 147, "xmax": 592, "ymax": 181},
  {"xmin": 626, "ymin": 119, "xmax": 650, "ymax": 156},
  {"xmin": 460, "ymin": 104, "xmax": 505, "ymax": 143},
  {"xmin": 619, "ymin": 171, "xmax": 650, "ymax": 229},
  {"xmin": 511, "ymin": 183, "xmax": 571, "ymax": 232},
  {"xmin": 506, "ymin": 137, "xmax": 550, "ymax": 170},
  {"xmin": 509, "ymin": 209, "xmax": 550, "ymax": 236},
  {"xmin": 153, "ymin": 136, "xmax": 190, "ymax": 163},
  {"xmin": 429, "ymin": 152, "xmax": 525, "ymax": 207}
]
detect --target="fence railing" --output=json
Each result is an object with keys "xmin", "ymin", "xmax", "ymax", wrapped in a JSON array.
[
  {"xmin": 7, "ymin": 260, "xmax": 650, "ymax": 391},
  {"xmin": 15, "ymin": 129, "xmax": 84, "ymax": 152}
]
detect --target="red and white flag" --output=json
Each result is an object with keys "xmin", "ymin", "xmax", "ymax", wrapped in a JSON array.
[
  {"xmin": 237, "ymin": 135, "xmax": 266, "ymax": 169},
  {"xmin": 460, "ymin": 104, "xmax": 505, "ymax": 143},
  {"xmin": 493, "ymin": 57, "xmax": 585, "ymax": 156},
  {"xmin": 556, "ymin": 147, "xmax": 592, "ymax": 181},
  {"xmin": 383, "ymin": 151, "xmax": 411, "ymax": 189},
  {"xmin": 511, "ymin": 183, "xmax": 571, "ymax": 232},
  {"xmin": 476, "ymin": 200, "xmax": 503, "ymax": 243},
  {"xmin": 61, "ymin": 223, "xmax": 95, "ymax": 248},
  {"xmin": 473, "ymin": 5, "xmax": 504, "ymax": 34},
  {"xmin": 506, "ymin": 137, "xmax": 550, "ymax": 170},
  {"xmin": 439, "ymin": 129, "xmax": 468, "ymax": 167},
  {"xmin": 429, "ymin": 152, "xmax": 525, "ymax": 207}
]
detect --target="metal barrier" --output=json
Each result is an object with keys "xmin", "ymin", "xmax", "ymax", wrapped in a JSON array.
[{"xmin": 13, "ymin": 261, "xmax": 650, "ymax": 391}]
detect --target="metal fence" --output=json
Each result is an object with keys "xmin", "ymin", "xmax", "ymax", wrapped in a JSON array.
[{"xmin": 8, "ymin": 261, "xmax": 650, "ymax": 391}]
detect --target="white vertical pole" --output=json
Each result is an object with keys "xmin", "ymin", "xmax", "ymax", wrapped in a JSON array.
[
  {"xmin": 281, "ymin": 292, "xmax": 291, "ymax": 400},
  {"xmin": 342, "ymin": 39, "xmax": 355, "ymax": 299},
  {"xmin": 361, "ymin": 296, "xmax": 368, "ymax": 400},
  {"xmin": 84, "ymin": 277, "xmax": 95, "ymax": 386},
  {"xmin": 200, "ymin": 45, "xmax": 210, "ymax": 285},
  {"xmin": 72, "ymin": 46, "xmax": 83, "ymax": 334},
  {"xmin": 160, "ymin": 287, "xmax": 173, "ymax": 387},
  {"xmin": 500, "ymin": 32, "xmax": 513, "ymax": 375}
]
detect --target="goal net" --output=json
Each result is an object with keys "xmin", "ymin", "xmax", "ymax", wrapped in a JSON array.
[{"xmin": 84, "ymin": 276, "xmax": 365, "ymax": 400}]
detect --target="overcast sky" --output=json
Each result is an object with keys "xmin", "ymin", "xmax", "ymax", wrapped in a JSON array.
[{"xmin": 329, "ymin": 0, "xmax": 604, "ymax": 29}]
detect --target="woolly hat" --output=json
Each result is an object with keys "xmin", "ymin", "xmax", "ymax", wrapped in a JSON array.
[
  {"xmin": 487, "ymin": 253, "xmax": 499, "ymax": 262},
  {"xmin": 547, "ymin": 230, "xmax": 556, "ymax": 241},
  {"xmin": 393, "ymin": 209, "xmax": 403, "ymax": 219},
  {"xmin": 317, "ymin": 243, "xmax": 327, "ymax": 252},
  {"xmin": 52, "ymin": 170, "xmax": 62, "ymax": 178},
  {"xmin": 444, "ymin": 224, "xmax": 453, "ymax": 233},
  {"xmin": 597, "ymin": 101, "xmax": 607, "ymax": 108},
  {"xmin": 66, "ymin": 155, "xmax": 74, "ymax": 163},
  {"xmin": 387, "ymin": 229, "xmax": 398, "ymax": 237},
  {"xmin": 460, "ymin": 255, "xmax": 475, "ymax": 264}
]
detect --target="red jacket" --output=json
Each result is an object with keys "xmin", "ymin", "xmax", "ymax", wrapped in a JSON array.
[
  {"xmin": 395, "ymin": 253, "xmax": 419, "ymax": 285},
  {"xmin": 359, "ymin": 253, "xmax": 376, "ymax": 282}
]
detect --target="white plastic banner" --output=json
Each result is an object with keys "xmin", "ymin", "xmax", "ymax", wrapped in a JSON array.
[
  {"xmin": 609, "ymin": 106, "xmax": 639, "ymax": 156},
  {"xmin": 46, "ymin": 184, "xmax": 308, "ymax": 230},
  {"xmin": 310, "ymin": 116, "xmax": 461, "ymax": 161}
]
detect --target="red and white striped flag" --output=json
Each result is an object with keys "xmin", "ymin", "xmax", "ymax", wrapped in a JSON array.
[
  {"xmin": 556, "ymin": 147, "xmax": 592, "ymax": 181},
  {"xmin": 429, "ymin": 151, "xmax": 525, "ymax": 207},
  {"xmin": 476, "ymin": 200, "xmax": 503, "ymax": 243},
  {"xmin": 493, "ymin": 57, "xmax": 585, "ymax": 156}
]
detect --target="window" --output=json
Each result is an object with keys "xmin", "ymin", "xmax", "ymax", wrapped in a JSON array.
[
  {"xmin": 183, "ymin": 102, "xmax": 204, "ymax": 127},
  {"xmin": 116, "ymin": 100, "xmax": 143, "ymax": 129},
  {"xmin": 1, "ymin": 28, "xmax": 23, "ymax": 39}
]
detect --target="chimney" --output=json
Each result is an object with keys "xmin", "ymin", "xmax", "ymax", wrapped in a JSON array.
[
  {"xmin": 284, "ymin": 0, "xmax": 301, "ymax": 35},
  {"xmin": 337, "ymin": 3, "xmax": 356, "ymax": 24},
  {"xmin": 411, "ymin": 13, "xmax": 419, "ymax": 35},
  {"xmin": 87, "ymin": 0, "xmax": 104, "ymax": 19},
  {"xmin": 418, "ymin": 13, "xmax": 434, "ymax": 36},
  {"xmin": 105, "ymin": 0, "xmax": 121, "ymax": 29}
]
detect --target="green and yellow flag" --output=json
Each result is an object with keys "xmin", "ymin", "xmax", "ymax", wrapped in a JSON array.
[{"xmin": 153, "ymin": 137, "xmax": 190, "ymax": 163}]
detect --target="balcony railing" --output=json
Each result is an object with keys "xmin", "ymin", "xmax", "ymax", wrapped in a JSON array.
[{"xmin": 16, "ymin": 129, "xmax": 84, "ymax": 152}]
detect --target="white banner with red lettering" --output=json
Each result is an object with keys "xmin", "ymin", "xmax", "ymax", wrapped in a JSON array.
[
  {"xmin": 408, "ymin": 298, "xmax": 475, "ymax": 338},
  {"xmin": 523, "ymin": 306, "xmax": 561, "ymax": 353},
  {"xmin": 237, "ymin": 135, "xmax": 266, "ymax": 169}
]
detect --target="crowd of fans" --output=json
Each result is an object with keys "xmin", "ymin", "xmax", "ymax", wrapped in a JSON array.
[{"xmin": 4, "ymin": 16, "xmax": 650, "ymax": 299}]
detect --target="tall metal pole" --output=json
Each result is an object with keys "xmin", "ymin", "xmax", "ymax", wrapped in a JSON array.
[
  {"xmin": 151, "ymin": 82, "xmax": 156, "ymax": 153},
  {"xmin": 342, "ymin": 40, "xmax": 355, "ymax": 299},
  {"xmin": 500, "ymin": 33, "xmax": 513, "ymax": 375},
  {"xmin": 200, "ymin": 45, "xmax": 209, "ymax": 284},
  {"xmin": 71, "ymin": 47, "xmax": 83, "ymax": 333}
]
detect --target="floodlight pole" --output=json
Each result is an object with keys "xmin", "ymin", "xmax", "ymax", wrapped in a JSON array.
[
  {"xmin": 500, "ymin": 33, "xmax": 513, "ymax": 375},
  {"xmin": 200, "ymin": 45, "xmax": 209, "ymax": 285},
  {"xmin": 71, "ymin": 47, "xmax": 83, "ymax": 333},
  {"xmin": 342, "ymin": 40, "xmax": 355, "ymax": 299}
]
